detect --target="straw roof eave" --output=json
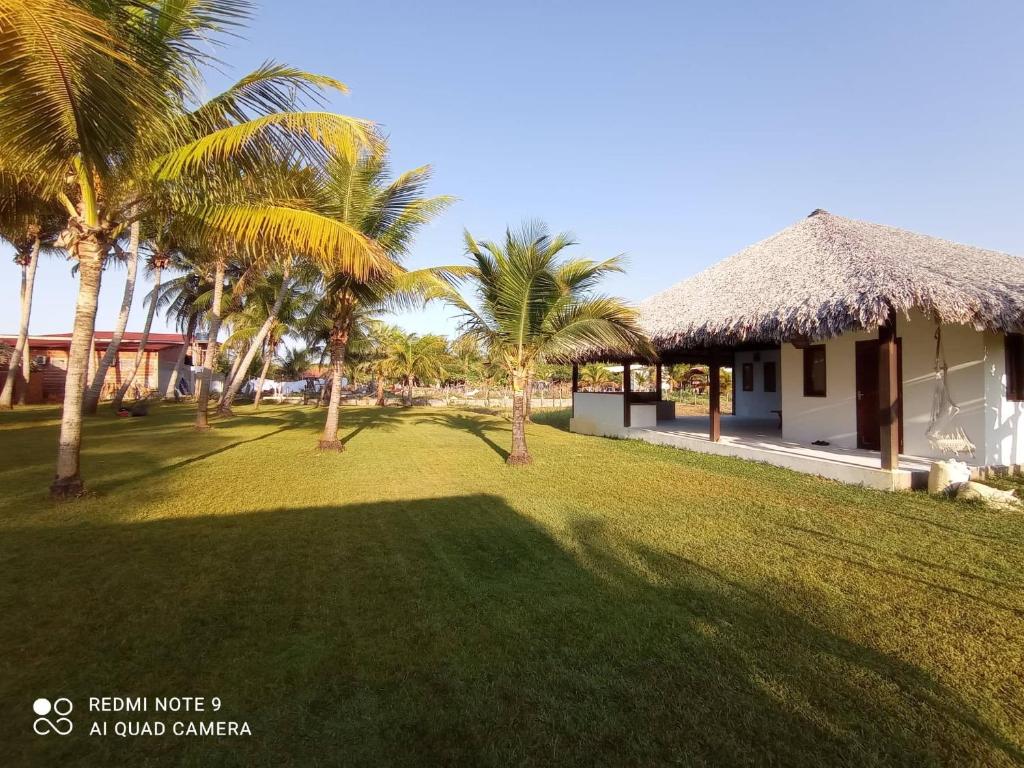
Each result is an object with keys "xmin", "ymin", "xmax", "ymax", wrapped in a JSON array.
[{"xmin": 638, "ymin": 210, "xmax": 1024, "ymax": 353}]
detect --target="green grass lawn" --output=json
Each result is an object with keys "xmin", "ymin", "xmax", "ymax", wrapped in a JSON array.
[{"xmin": 1, "ymin": 403, "xmax": 1022, "ymax": 767}]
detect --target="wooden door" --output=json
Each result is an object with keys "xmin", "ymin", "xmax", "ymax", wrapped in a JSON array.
[{"xmin": 855, "ymin": 339, "xmax": 903, "ymax": 451}]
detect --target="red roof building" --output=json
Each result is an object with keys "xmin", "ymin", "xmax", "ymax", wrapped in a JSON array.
[{"xmin": 0, "ymin": 331, "xmax": 195, "ymax": 404}]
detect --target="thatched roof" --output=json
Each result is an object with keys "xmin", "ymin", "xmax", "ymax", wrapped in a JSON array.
[{"xmin": 640, "ymin": 209, "xmax": 1024, "ymax": 352}]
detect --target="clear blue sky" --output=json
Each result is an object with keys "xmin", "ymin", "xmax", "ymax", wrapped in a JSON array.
[{"xmin": 5, "ymin": 0, "xmax": 1024, "ymax": 338}]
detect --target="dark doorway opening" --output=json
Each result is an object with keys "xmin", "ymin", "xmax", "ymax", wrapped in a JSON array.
[{"xmin": 855, "ymin": 339, "xmax": 903, "ymax": 451}]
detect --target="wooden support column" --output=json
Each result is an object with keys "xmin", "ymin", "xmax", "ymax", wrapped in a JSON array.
[
  {"xmin": 709, "ymin": 349, "xmax": 721, "ymax": 442},
  {"xmin": 879, "ymin": 309, "xmax": 900, "ymax": 470},
  {"xmin": 571, "ymin": 363, "xmax": 579, "ymax": 417},
  {"xmin": 654, "ymin": 363, "xmax": 663, "ymax": 399},
  {"xmin": 622, "ymin": 362, "xmax": 631, "ymax": 428}
]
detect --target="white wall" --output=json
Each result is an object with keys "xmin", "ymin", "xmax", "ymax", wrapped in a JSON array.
[
  {"xmin": 569, "ymin": 393, "xmax": 626, "ymax": 437},
  {"xmin": 982, "ymin": 331, "xmax": 1024, "ymax": 466},
  {"xmin": 781, "ymin": 310, "xmax": 988, "ymax": 461},
  {"xmin": 733, "ymin": 349, "xmax": 781, "ymax": 418}
]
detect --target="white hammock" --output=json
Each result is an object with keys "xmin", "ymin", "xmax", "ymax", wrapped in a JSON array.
[{"xmin": 925, "ymin": 325, "xmax": 976, "ymax": 457}]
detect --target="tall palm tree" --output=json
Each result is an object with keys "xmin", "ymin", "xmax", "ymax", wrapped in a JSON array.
[
  {"xmin": 1, "ymin": 0, "xmax": 386, "ymax": 495},
  {"xmin": 303, "ymin": 153, "xmax": 453, "ymax": 450},
  {"xmin": 81, "ymin": 221, "xmax": 141, "ymax": 414},
  {"xmin": 85, "ymin": 208, "xmax": 188, "ymax": 413},
  {"xmin": 110, "ymin": 247, "xmax": 175, "ymax": 411},
  {"xmin": 0, "ymin": 179, "xmax": 63, "ymax": 408},
  {"xmin": 440, "ymin": 222, "xmax": 650, "ymax": 465}
]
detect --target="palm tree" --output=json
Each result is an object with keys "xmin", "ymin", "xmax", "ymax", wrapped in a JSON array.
[
  {"xmin": 440, "ymin": 222, "xmax": 650, "ymax": 465},
  {"xmin": 0, "ymin": 179, "xmax": 63, "ymax": 408},
  {"xmin": 85, "ymin": 210, "xmax": 184, "ymax": 413},
  {"xmin": 449, "ymin": 335, "xmax": 484, "ymax": 387},
  {"xmin": 1, "ymin": 1, "xmax": 386, "ymax": 495},
  {"xmin": 81, "ymin": 222, "xmax": 141, "ymax": 414},
  {"xmin": 579, "ymin": 363, "xmax": 614, "ymax": 391},
  {"xmin": 219, "ymin": 263, "xmax": 310, "ymax": 412},
  {"xmin": 153, "ymin": 251, "xmax": 209, "ymax": 399},
  {"xmin": 352, "ymin": 320, "xmax": 404, "ymax": 406},
  {"xmin": 478, "ymin": 356, "xmax": 506, "ymax": 408},
  {"xmin": 386, "ymin": 332, "xmax": 450, "ymax": 405},
  {"xmin": 303, "ymin": 153, "xmax": 453, "ymax": 450},
  {"xmin": 278, "ymin": 345, "xmax": 312, "ymax": 380},
  {"xmin": 110, "ymin": 248, "xmax": 175, "ymax": 411},
  {"xmin": 251, "ymin": 331, "xmax": 286, "ymax": 409}
]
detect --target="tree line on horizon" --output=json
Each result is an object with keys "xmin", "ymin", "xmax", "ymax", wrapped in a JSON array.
[{"xmin": 0, "ymin": 0, "xmax": 649, "ymax": 497}]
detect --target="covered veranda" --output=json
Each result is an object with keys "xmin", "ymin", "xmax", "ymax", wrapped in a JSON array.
[{"xmin": 568, "ymin": 321, "xmax": 918, "ymax": 491}]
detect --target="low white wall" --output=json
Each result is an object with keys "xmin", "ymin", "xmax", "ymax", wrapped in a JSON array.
[
  {"xmin": 982, "ymin": 331, "xmax": 1024, "ymax": 466},
  {"xmin": 569, "ymin": 393, "xmax": 626, "ymax": 437},
  {"xmin": 734, "ymin": 349, "xmax": 781, "ymax": 418},
  {"xmin": 630, "ymin": 403, "xmax": 659, "ymax": 428},
  {"xmin": 780, "ymin": 310, "xmax": 987, "ymax": 461}
]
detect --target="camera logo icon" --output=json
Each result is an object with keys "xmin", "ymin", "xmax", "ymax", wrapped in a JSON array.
[{"xmin": 32, "ymin": 698, "xmax": 73, "ymax": 736}]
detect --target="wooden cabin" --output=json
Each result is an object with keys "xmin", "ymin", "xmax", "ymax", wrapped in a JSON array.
[{"xmin": 0, "ymin": 331, "xmax": 194, "ymax": 404}]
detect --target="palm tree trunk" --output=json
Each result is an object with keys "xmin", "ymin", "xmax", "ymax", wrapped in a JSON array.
[
  {"xmin": 84, "ymin": 222, "xmax": 140, "ymax": 414},
  {"xmin": 17, "ymin": 343, "xmax": 30, "ymax": 405},
  {"xmin": 524, "ymin": 373, "xmax": 533, "ymax": 422},
  {"xmin": 404, "ymin": 376, "xmax": 412, "ymax": 405},
  {"xmin": 0, "ymin": 239, "xmax": 40, "ymax": 409},
  {"xmin": 163, "ymin": 315, "xmax": 196, "ymax": 399},
  {"xmin": 51, "ymin": 238, "xmax": 106, "ymax": 498},
  {"xmin": 111, "ymin": 261, "xmax": 161, "ymax": 412},
  {"xmin": 218, "ymin": 268, "xmax": 290, "ymax": 415},
  {"xmin": 316, "ymin": 377, "xmax": 327, "ymax": 407},
  {"xmin": 375, "ymin": 376, "xmax": 386, "ymax": 406},
  {"xmin": 318, "ymin": 334, "xmax": 347, "ymax": 450},
  {"xmin": 253, "ymin": 348, "xmax": 272, "ymax": 410},
  {"xmin": 220, "ymin": 345, "xmax": 246, "ymax": 402},
  {"xmin": 508, "ymin": 369, "xmax": 532, "ymax": 466},
  {"xmin": 195, "ymin": 258, "xmax": 225, "ymax": 430}
]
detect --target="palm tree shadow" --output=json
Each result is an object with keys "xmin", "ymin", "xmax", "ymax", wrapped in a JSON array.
[
  {"xmin": 340, "ymin": 406, "xmax": 406, "ymax": 446},
  {"xmin": 418, "ymin": 412, "xmax": 511, "ymax": 461}
]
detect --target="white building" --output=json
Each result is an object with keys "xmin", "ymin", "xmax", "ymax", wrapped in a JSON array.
[{"xmin": 569, "ymin": 210, "xmax": 1024, "ymax": 490}]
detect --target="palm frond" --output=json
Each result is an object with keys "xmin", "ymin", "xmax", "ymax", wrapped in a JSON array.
[
  {"xmin": 179, "ymin": 202, "xmax": 390, "ymax": 279},
  {"xmin": 0, "ymin": 0, "xmax": 171, "ymax": 192},
  {"xmin": 188, "ymin": 60, "xmax": 347, "ymax": 126},
  {"xmin": 150, "ymin": 111, "xmax": 377, "ymax": 179}
]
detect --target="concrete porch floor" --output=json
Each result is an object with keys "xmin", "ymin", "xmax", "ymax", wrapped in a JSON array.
[{"xmin": 627, "ymin": 416, "xmax": 933, "ymax": 491}]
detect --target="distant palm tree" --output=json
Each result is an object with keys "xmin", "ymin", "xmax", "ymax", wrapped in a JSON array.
[
  {"xmin": 0, "ymin": 179, "xmax": 63, "ymax": 408},
  {"xmin": 110, "ymin": 246, "xmax": 177, "ymax": 411},
  {"xmin": 579, "ymin": 363, "xmax": 614, "ymax": 391},
  {"xmin": 153, "ymin": 252, "xmax": 212, "ymax": 400},
  {"xmin": 278, "ymin": 346, "xmax": 313, "ymax": 382},
  {"xmin": 354, "ymin": 320, "xmax": 404, "ymax": 406},
  {"xmin": 386, "ymin": 332, "xmax": 450, "ymax": 405},
  {"xmin": 217, "ymin": 261, "xmax": 310, "ymax": 414},
  {"xmin": 441, "ymin": 222, "xmax": 650, "ymax": 464}
]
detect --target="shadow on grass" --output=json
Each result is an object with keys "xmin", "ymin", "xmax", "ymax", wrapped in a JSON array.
[
  {"xmin": 528, "ymin": 407, "xmax": 571, "ymax": 432},
  {"xmin": 1, "ymin": 496, "xmax": 1018, "ymax": 767},
  {"xmin": 339, "ymin": 407, "xmax": 406, "ymax": 446},
  {"xmin": 417, "ymin": 412, "xmax": 511, "ymax": 461}
]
